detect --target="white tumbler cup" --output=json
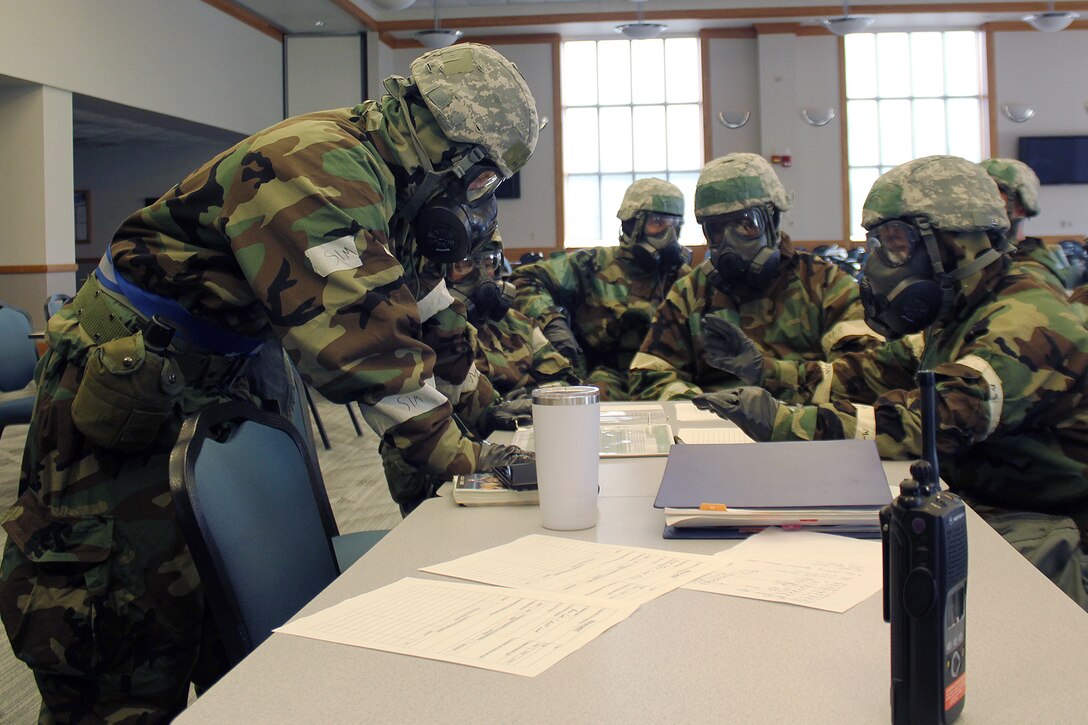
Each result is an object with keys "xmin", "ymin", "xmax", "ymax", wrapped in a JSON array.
[{"xmin": 532, "ymin": 385, "xmax": 600, "ymax": 530}]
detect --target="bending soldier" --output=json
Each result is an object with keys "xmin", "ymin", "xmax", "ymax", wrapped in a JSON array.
[{"xmin": 0, "ymin": 43, "xmax": 538, "ymax": 721}]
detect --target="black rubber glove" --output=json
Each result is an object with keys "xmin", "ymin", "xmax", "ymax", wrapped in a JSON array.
[
  {"xmin": 480, "ymin": 398, "xmax": 534, "ymax": 435},
  {"xmin": 477, "ymin": 441, "xmax": 535, "ymax": 472},
  {"xmin": 692, "ymin": 386, "xmax": 779, "ymax": 441},
  {"xmin": 542, "ymin": 317, "xmax": 584, "ymax": 369},
  {"xmin": 702, "ymin": 315, "xmax": 765, "ymax": 385}
]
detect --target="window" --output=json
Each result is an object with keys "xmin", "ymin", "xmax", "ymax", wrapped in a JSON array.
[
  {"xmin": 844, "ymin": 31, "xmax": 985, "ymax": 241},
  {"xmin": 561, "ymin": 38, "xmax": 703, "ymax": 248}
]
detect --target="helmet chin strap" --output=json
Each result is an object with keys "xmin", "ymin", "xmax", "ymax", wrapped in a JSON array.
[
  {"xmin": 917, "ymin": 217, "xmax": 1005, "ymax": 326},
  {"xmin": 384, "ymin": 77, "xmax": 486, "ymax": 230}
]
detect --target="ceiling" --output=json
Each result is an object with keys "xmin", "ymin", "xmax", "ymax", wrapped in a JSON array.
[
  {"xmin": 232, "ymin": 0, "xmax": 1070, "ymax": 39},
  {"xmin": 72, "ymin": 94, "xmax": 246, "ymax": 148}
]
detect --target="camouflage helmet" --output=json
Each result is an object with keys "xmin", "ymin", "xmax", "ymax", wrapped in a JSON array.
[
  {"xmin": 480, "ymin": 228, "xmax": 503, "ymax": 252},
  {"xmin": 410, "ymin": 43, "xmax": 539, "ymax": 178},
  {"xmin": 694, "ymin": 153, "xmax": 792, "ymax": 222},
  {"xmin": 616, "ymin": 178, "xmax": 685, "ymax": 222},
  {"xmin": 862, "ymin": 155, "xmax": 1010, "ymax": 233},
  {"xmin": 979, "ymin": 158, "xmax": 1041, "ymax": 217}
]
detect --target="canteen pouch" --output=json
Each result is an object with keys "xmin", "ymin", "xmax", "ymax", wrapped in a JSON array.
[{"xmin": 71, "ymin": 332, "xmax": 184, "ymax": 452}]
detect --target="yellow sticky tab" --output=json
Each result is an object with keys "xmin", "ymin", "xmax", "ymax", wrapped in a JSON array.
[{"xmin": 699, "ymin": 503, "xmax": 728, "ymax": 511}]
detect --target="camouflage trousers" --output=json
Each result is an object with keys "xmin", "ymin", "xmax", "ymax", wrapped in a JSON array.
[
  {"xmin": 973, "ymin": 504, "xmax": 1088, "ymax": 612},
  {"xmin": 0, "ymin": 296, "xmax": 293, "ymax": 723}
]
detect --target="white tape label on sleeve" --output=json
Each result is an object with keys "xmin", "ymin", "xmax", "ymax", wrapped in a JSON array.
[
  {"xmin": 416, "ymin": 279, "xmax": 456, "ymax": 323},
  {"xmin": 955, "ymin": 354, "xmax": 1004, "ymax": 439},
  {"xmin": 360, "ymin": 379, "xmax": 448, "ymax": 436},
  {"xmin": 305, "ymin": 236, "xmax": 363, "ymax": 277},
  {"xmin": 813, "ymin": 361, "xmax": 835, "ymax": 405},
  {"xmin": 854, "ymin": 404, "xmax": 877, "ymax": 440}
]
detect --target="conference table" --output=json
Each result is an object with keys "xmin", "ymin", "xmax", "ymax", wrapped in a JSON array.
[{"xmin": 176, "ymin": 402, "xmax": 1088, "ymax": 724}]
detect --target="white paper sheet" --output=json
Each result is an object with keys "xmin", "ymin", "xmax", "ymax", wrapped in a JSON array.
[
  {"xmin": 683, "ymin": 528, "xmax": 883, "ymax": 613},
  {"xmin": 673, "ymin": 402, "xmax": 728, "ymax": 422},
  {"xmin": 275, "ymin": 577, "xmax": 636, "ymax": 677},
  {"xmin": 674, "ymin": 427, "xmax": 755, "ymax": 444},
  {"xmin": 421, "ymin": 534, "xmax": 716, "ymax": 605}
]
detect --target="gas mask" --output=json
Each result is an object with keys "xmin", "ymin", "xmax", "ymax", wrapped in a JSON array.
[
  {"xmin": 409, "ymin": 160, "xmax": 501, "ymax": 263},
  {"xmin": 858, "ymin": 219, "xmax": 946, "ymax": 340},
  {"xmin": 447, "ymin": 249, "xmax": 515, "ymax": 323},
  {"xmin": 625, "ymin": 212, "xmax": 689, "ymax": 272},
  {"xmin": 703, "ymin": 206, "xmax": 781, "ymax": 291}
]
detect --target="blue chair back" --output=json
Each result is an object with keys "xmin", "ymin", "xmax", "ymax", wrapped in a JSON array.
[
  {"xmin": 45, "ymin": 293, "xmax": 72, "ymax": 319},
  {"xmin": 0, "ymin": 305, "xmax": 37, "ymax": 392},
  {"xmin": 169, "ymin": 402, "xmax": 341, "ymax": 665}
]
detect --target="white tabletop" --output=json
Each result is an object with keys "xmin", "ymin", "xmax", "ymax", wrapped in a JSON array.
[{"xmin": 178, "ymin": 415, "xmax": 1088, "ymax": 724}]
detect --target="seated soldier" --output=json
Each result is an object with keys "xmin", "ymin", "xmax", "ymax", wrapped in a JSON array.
[
  {"xmin": 629, "ymin": 152, "xmax": 881, "ymax": 402},
  {"xmin": 980, "ymin": 158, "xmax": 1073, "ymax": 293},
  {"xmin": 511, "ymin": 178, "xmax": 691, "ymax": 400},
  {"xmin": 445, "ymin": 230, "xmax": 580, "ymax": 398},
  {"xmin": 694, "ymin": 155, "xmax": 1088, "ymax": 609}
]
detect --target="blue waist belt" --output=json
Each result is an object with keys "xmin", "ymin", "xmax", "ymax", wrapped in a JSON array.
[{"xmin": 95, "ymin": 251, "xmax": 264, "ymax": 357}]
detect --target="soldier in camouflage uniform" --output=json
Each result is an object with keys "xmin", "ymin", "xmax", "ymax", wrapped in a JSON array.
[
  {"xmin": 379, "ymin": 230, "xmax": 548, "ymax": 515},
  {"xmin": 510, "ymin": 178, "xmax": 692, "ymax": 400},
  {"xmin": 694, "ymin": 155, "xmax": 1088, "ymax": 609},
  {"xmin": 0, "ymin": 43, "xmax": 538, "ymax": 721},
  {"xmin": 629, "ymin": 153, "xmax": 880, "ymax": 402},
  {"xmin": 979, "ymin": 158, "xmax": 1074, "ymax": 293},
  {"xmin": 450, "ymin": 231, "xmax": 579, "ymax": 397},
  {"xmin": 382, "ymin": 231, "xmax": 580, "ymax": 514}
]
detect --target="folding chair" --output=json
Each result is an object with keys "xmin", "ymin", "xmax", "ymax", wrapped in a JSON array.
[
  {"xmin": 44, "ymin": 292, "xmax": 72, "ymax": 319},
  {"xmin": 169, "ymin": 401, "xmax": 385, "ymax": 666},
  {"xmin": 0, "ymin": 304, "xmax": 38, "ymax": 442}
]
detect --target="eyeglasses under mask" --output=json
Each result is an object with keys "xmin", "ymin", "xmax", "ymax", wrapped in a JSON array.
[{"xmin": 450, "ymin": 249, "xmax": 504, "ymax": 280}]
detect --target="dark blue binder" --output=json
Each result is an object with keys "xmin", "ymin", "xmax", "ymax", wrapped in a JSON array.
[{"xmin": 654, "ymin": 439, "xmax": 891, "ymax": 510}]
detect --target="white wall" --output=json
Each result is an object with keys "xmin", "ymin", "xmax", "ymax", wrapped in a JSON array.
[
  {"xmin": 992, "ymin": 28, "xmax": 1088, "ymax": 238},
  {"xmin": 72, "ymin": 140, "xmax": 241, "ymax": 283},
  {"xmin": 707, "ymin": 37, "xmax": 761, "ymax": 158},
  {"xmin": 0, "ymin": 0, "xmax": 283, "ymax": 134},
  {"xmin": 286, "ymin": 35, "xmax": 365, "ymax": 117}
]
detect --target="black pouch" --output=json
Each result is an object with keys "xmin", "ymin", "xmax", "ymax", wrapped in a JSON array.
[{"xmin": 71, "ymin": 331, "xmax": 185, "ymax": 452}]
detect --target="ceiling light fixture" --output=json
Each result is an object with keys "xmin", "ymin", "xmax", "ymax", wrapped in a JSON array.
[
  {"xmin": 1023, "ymin": 1, "xmax": 1079, "ymax": 32},
  {"xmin": 415, "ymin": 0, "xmax": 462, "ymax": 49},
  {"xmin": 370, "ymin": 0, "xmax": 416, "ymax": 10},
  {"xmin": 821, "ymin": 1, "xmax": 875, "ymax": 35},
  {"xmin": 616, "ymin": 1, "xmax": 667, "ymax": 40}
]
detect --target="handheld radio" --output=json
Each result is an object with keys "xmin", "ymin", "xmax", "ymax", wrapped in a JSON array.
[{"xmin": 880, "ymin": 370, "xmax": 968, "ymax": 724}]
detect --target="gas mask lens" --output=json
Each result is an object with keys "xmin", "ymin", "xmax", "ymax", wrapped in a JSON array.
[
  {"xmin": 866, "ymin": 220, "xmax": 921, "ymax": 267},
  {"xmin": 704, "ymin": 207, "xmax": 768, "ymax": 247},
  {"xmin": 643, "ymin": 213, "xmax": 683, "ymax": 236},
  {"xmin": 465, "ymin": 167, "xmax": 503, "ymax": 204}
]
